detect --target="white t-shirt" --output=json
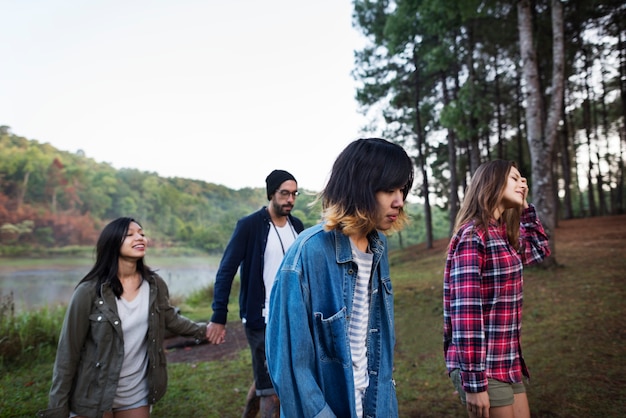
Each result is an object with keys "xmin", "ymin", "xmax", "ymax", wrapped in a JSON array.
[
  {"xmin": 262, "ymin": 220, "xmax": 297, "ymax": 322},
  {"xmin": 114, "ymin": 279, "xmax": 150, "ymax": 408}
]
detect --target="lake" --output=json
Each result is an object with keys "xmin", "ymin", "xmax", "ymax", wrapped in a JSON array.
[{"xmin": 0, "ymin": 256, "xmax": 220, "ymax": 312}]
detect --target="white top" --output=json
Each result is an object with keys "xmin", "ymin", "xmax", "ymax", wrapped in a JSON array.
[
  {"xmin": 114, "ymin": 278, "xmax": 150, "ymax": 408},
  {"xmin": 263, "ymin": 220, "xmax": 297, "ymax": 322}
]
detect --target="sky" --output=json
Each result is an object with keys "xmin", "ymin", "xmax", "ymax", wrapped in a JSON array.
[{"xmin": 1, "ymin": 0, "xmax": 370, "ymax": 192}]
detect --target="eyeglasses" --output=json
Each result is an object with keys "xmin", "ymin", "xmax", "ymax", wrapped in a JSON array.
[{"xmin": 277, "ymin": 190, "xmax": 299, "ymax": 198}]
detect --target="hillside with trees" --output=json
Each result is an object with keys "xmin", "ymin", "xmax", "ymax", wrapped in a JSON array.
[
  {"xmin": 0, "ymin": 126, "xmax": 450, "ymax": 256},
  {"xmin": 0, "ymin": 126, "xmax": 313, "ymax": 255}
]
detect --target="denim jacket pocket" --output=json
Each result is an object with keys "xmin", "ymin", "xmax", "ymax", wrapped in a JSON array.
[{"xmin": 314, "ymin": 307, "xmax": 351, "ymax": 368}]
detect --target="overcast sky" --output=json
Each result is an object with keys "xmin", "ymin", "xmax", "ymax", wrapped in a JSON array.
[{"xmin": 1, "ymin": 0, "xmax": 371, "ymax": 192}]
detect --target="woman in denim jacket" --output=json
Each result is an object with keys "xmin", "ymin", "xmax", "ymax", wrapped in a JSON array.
[{"xmin": 266, "ymin": 138, "xmax": 414, "ymax": 418}]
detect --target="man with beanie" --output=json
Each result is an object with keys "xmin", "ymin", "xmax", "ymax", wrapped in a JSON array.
[{"xmin": 207, "ymin": 169, "xmax": 305, "ymax": 418}]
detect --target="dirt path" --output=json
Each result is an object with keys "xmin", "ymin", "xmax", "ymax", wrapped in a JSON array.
[{"xmin": 164, "ymin": 320, "xmax": 248, "ymax": 363}]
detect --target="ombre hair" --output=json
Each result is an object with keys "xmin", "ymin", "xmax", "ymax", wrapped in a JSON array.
[
  {"xmin": 454, "ymin": 160, "xmax": 523, "ymax": 250},
  {"xmin": 78, "ymin": 217, "xmax": 155, "ymax": 298},
  {"xmin": 320, "ymin": 138, "xmax": 414, "ymax": 236}
]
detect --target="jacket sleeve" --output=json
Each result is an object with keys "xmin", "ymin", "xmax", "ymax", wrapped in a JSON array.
[
  {"xmin": 266, "ymin": 266, "xmax": 337, "ymax": 418},
  {"xmin": 155, "ymin": 275, "xmax": 207, "ymax": 340},
  {"xmin": 519, "ymin": 204, "xmax": 551, "ymax": 265},
  {"xmin": 210, "ymin": 218, "xmax": 249, "ymax": 324},
  {"xmin": 42, "ymin": 284, "xmax": 94, "ymax": 416}
]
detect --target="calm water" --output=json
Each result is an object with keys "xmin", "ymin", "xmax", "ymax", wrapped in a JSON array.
[{"xmin": 0, "ymin": 257, "xmax": 219, "ymax": 312}]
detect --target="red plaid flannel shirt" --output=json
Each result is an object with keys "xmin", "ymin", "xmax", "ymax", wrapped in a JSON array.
[{"xmin": 443, "ymin": 204, "xmax": 551, "ymax": 393}]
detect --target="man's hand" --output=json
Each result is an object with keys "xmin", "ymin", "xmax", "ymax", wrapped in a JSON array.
[
  {"xmin": 466, "ymin": 391, "xmax": 490, "ymax": 418},
  {"xmin": 206, "ymin": 322, "xmax": 227, "ymax": 344}
]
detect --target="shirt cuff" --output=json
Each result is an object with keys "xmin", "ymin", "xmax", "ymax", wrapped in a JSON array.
[{"xmin": 460, "ymin": 370, "xmax": 488, "ymax": 393}]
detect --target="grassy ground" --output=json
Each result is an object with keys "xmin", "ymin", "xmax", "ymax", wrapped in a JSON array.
[{"xmin": 1, "ymin": 215, "xmax": 625, "ymax": 417}]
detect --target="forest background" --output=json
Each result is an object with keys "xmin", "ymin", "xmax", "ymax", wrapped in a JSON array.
[{"xmin": 1, "ymin": 0, "xmax": 625, "ymax": 261}]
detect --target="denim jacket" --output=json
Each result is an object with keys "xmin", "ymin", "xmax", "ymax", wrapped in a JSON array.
[{"xmin": 266, "ymin": 224, "xmax": 398, "ymax": 418}]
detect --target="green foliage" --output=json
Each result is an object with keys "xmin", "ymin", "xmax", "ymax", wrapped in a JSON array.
[
  {"xmin": 0, "ymin": 293, "xmax": 65, "ymax": 371},
  {"xmin": 0, "ymin": 129, "xmax": 329, "ymax": 256},
  {"xmin": 352, "ymin": 0, "xmax": 626, "ymax": 217},
  {"xmin": 1, "ymin": 127, "xmax": 445, "ymax": 256},
  {"xmin": 0, "ymin": 123, "xmax": 436, "ymax": 256}
]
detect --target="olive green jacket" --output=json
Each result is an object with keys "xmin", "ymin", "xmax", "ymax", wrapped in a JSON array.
[{"xmin": 37, "ymin": 273, "xmax": 207, "ymax": 418}]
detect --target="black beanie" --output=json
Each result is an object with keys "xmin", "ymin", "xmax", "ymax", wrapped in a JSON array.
[{"xmin": 266, "ymin": 169, "xmax": 297, "ymax": 200}]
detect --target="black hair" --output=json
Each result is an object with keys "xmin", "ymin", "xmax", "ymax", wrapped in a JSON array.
[
  {"xmin": 321, "ymin": 138, "xmax": 414, "ymax": 234},
  {"xmin": 78, "ymin": 217, "xmax": 154, "ymax": 298}
]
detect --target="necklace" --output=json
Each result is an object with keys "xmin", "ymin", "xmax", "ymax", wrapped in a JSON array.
[{"xmin": 270, "ymin": 217, "xmax": 297, "ymax": 255}]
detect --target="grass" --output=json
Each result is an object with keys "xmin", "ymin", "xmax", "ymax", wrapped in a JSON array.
[
  {"xmin": 1, "ymin": 215, "xmax": 625, "ymax": 417},
  {"xmin": 152, "ymin": 350, "xmax": 252, "ymax": 417}
]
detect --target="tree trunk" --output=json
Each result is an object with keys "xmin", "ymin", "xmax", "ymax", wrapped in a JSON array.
[
  {"xmin": 441, "ymin": 72, "xmax": 459, "ymax": 236},
  {"xmin": 620, "ymin": 25, "xmax": 626, "ymax": 144},
  {"xmin": 600, "ymin": 63, "xmax": 615, "ymax": 215},
  {"xmin": 583, "ymin": 95, "xmax": 597, "ymax": 216},
  {"xmin": 586, "ymin": 48, "xmax": 607, "ymax": 216},
  {"xmin": 559, "ymin": 92, "xmax": 573, "ymax": 219},
  {"xmin": 618, "ymin": 28, "xmax": 626, "ymax": 214},
  {"xmin": 17, "ymin": 171, "xmax": 30, "ymax": 212},
  {"xmin": 494, "ymin": 53, "xmax": 505, "ymax": 160},
  {"xmin": 515, "ymin": 66, "xmax": 525, "ymax": 168},
  {"xmin": 466, "ymin": 25, "xmax": 481, "ymax": 174},
  {"xmin": 618, "ymin": 129, "xmax": 625, "ymax": 214},
  {"xmin": 517, "ymin": 0, "xmax": 565, "ymax": 266},
  {"xmin": 413, "ymin": 53, "xmax": 433, "ymax": 249}
]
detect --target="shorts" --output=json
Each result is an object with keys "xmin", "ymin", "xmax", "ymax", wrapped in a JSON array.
[
  {"xmin": 450, "ymin": 369, "xmax": 526, "ymax": 407},
  {"xmin": 113, "ymin": 399, "xmax": 151, "ymax": 412}
]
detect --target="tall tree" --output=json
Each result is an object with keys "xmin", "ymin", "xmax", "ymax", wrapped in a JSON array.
[
  {"xmin": 353, "ymin": 0, "xmax": 438, "ymax": 248},
  {"xmin": 517, "ymin": 0, "xmax": 566, "ymax": 265}
]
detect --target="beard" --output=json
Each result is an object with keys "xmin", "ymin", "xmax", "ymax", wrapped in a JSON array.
[{"xmin": 271, "ymin": 199, "xmax": 293, "ymax": 217}]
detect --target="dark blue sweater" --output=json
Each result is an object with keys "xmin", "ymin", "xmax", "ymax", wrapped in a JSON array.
[{"xmin": 210, "ymin": 206, "xmax": 305, "ymax": 329}]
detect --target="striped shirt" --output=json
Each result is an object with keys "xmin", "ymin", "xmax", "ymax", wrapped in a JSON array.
[
  {"xmin": 443, "ymin": 205, "xmax": 551, "ymax": 393},
  {"xmin": 350, "ymin": 242, "xmax": 373, "ymax": 418}
]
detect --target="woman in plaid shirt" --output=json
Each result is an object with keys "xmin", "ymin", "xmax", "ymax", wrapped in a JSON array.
[{"xmin": 443, "ymin": 160, "xmax": 551, "ymax": 418}]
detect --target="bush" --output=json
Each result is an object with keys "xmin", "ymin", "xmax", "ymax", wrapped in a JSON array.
[{"xmin": 0, "ymin": 293, "xmax": 65, "ymax": 370}]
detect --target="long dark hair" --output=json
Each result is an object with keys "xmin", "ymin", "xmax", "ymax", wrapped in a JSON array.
[
  {"xmin": 78, "ymin": 217, "xmax": 154, "ymax": 298},
  {"xmin": 454, "ymin": 160, "xmax": 523, "ymax": 249},
  {"xmin": 321, "ymin": 138, "xmax": 414, "ymax": 235}
]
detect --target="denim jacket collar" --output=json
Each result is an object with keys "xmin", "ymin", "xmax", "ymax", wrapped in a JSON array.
[{"xmin": 332, "ymin": 227, "xmax": 385, "ymax": 267}]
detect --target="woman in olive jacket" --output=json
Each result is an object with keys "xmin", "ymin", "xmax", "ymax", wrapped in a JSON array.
[{"xmin": 38, "ymin": 217, "xmax": 208, "ymax": 418}]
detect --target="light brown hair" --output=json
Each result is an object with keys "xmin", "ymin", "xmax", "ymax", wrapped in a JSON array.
[{"xmin": 454, "ymin": 160, "xmax": 523, "ymax": 250}]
